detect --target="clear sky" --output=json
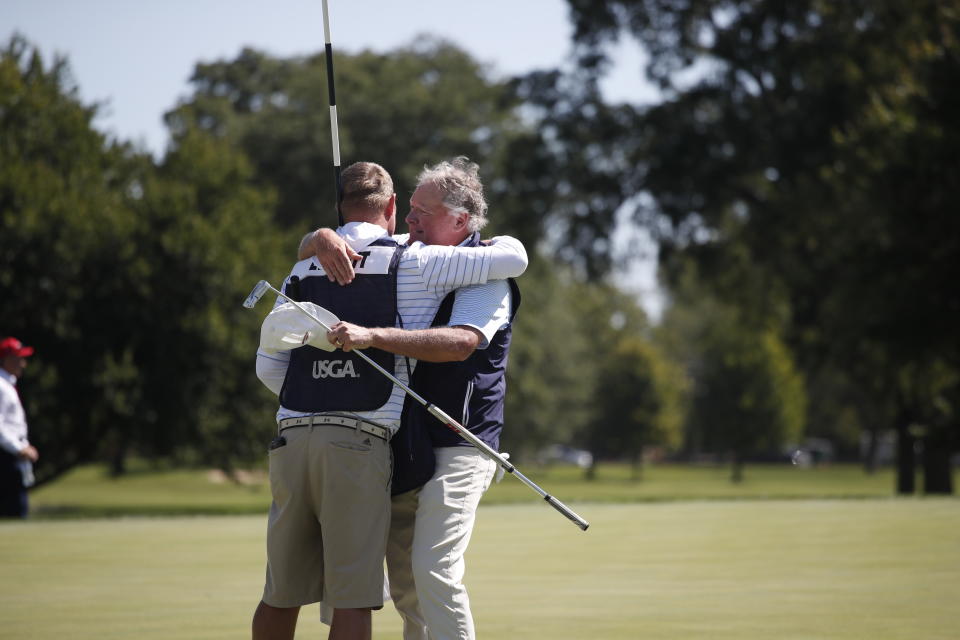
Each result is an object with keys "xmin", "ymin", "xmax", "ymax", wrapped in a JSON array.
[
  {"xmin": 5, "ymin": 0, "xmax": 655, "ymax": 156},
  {"xmin": 3, "ymin": 0, "xmax": 662, "ymax": 317}
]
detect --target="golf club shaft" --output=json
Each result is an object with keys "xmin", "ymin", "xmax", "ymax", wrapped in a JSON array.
[
  {"xmin": 321, "ymin": 0, "xmax": 344, "ymax": 227},
  {"xmin": 425, "ymin": 403, "xmax": 590, "ymax": 531},
  {"xmin": 249, "ymin": 280, "xmax": 590, "ymax": 531}
]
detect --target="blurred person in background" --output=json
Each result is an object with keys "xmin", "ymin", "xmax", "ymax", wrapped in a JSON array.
[{"xmin": 0, "ymin": 337, "xmax": 39, "ymax": 519}]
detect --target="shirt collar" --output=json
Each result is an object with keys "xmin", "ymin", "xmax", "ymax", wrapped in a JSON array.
[
  {"xmin": 0, "ymin": 369, "xmax": 15, "ymax": 386},
  {"xmin": 338, "ymin": 221, "xmax": 389, "ymax": 250}
]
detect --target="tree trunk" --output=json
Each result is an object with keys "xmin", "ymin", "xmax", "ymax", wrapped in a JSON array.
[
  {"xmin": 630, "ymin": 447, "xmax": 644, "ymax": 481},
  {"xmin": 109, "ymin": 444, "xmax": 128, "ymax": 477},
  {"xmin": 862, "ymin": 427, "xmax": 879, "ymax": 474},
  {"xmin": 895, "ymin": 420, "xmax": 915, "ymax": 495},
  {"xmin": 584, "ymin": 459, "xmax": 597, "ymax": 481},
  {"xmin": 730, "ymin": 452, "xmax": 744, "ymax": 483},
  {"xmin": 922, "ymin": 428, "xmax": 954, "ymax": 495}
]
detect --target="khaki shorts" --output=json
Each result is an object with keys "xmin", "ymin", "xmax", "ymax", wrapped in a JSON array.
[{"xmin": 262, "ymin": 423, "xmax": 392, "ymax": 608}]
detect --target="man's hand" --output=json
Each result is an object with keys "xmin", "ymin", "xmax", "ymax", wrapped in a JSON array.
[
  {"xmin": 313, "ymin": 229, "xmax": 360, "ymax": 285},
  {"xmin": 327, "ymin": 322, "xmax": 376, "ymax": 352},
  {"xmin": 19, "ymin": 445, "xmax": 38, "ymax": 462}
]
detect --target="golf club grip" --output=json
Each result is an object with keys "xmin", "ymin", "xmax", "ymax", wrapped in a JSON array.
[
  {"xmin": 544, "ymin": 495, "xmax": 590, "ymax": 531},
  {"xmin": 427, "ymin": 404, "xmax": 589, "ymax": 531}
]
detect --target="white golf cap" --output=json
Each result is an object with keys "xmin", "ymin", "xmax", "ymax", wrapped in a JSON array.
[{"xmin": 260, "ymin": 301, "xmax": 340, "ymax": 353}]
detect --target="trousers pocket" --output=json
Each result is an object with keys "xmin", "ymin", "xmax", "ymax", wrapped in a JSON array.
[{"xmin": 330, "ymin": 440, "xmax": 373, "ymax": 453}]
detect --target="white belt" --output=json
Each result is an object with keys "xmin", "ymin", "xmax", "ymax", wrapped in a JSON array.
[{"xmin": 278, "ymin": 413, "xmax": 390, "ymax": 441}]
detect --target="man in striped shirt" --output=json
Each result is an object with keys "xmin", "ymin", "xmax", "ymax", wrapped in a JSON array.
[{"xmin": 252, "ymin": 160, "xmax": 526, "ymax": 640}]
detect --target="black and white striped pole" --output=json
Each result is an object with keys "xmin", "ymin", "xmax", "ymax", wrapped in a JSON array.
[{"xmin": 321, "ymin": 0, "xmax": 344, "ymax": 226}]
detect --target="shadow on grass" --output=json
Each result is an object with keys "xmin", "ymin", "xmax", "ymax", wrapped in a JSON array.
[{"xmin": 32, "ymin": 503, "xmax": 269, "ymax": 520}]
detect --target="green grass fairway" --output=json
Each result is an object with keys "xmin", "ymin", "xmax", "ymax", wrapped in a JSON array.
[
  {"xmin": 29, "ymin": 462, "xmax": 919, "ymax": 518},
  {"xmin": 2, "ymin": 500, "xmax": 957, "ymax": 639}
]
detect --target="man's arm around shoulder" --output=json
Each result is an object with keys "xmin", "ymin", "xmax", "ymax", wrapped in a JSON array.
[
  {"xmin": 411, "ymin": 235, "xmax": 528, "ymax": 285},
  {"xmin": 298, "ymin": 228, "xmax": 361, "ymax": 285}
]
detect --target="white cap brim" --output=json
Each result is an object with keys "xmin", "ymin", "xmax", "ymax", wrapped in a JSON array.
[{"xmin": 260, "ymin": 301, "xmax": 340, "ymax": 353}]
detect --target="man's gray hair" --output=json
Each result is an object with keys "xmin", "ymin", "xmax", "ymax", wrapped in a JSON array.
[{"xmin": 416, "ymin": 156, "xmax": 489, "ymax": 232}]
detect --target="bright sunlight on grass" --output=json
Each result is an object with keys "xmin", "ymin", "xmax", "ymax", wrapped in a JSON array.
[{"xmin": 1, "ymin": 500, "xmax": 958, "ymax": 639}]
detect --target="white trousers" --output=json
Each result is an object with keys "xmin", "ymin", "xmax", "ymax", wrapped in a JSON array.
[{"xmin": 387, "ymin": 447, "xmax": 497, "ymax": 640}]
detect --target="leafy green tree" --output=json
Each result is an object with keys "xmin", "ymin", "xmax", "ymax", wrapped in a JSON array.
[
  {"xmin": 506, "ymin": 68, "xmax": 645, "ymax": 278},
  {"xmin": 501, "ymin": 259, "xmax": 599, "ymax": 457},
  {"xmin": 124, "ymin": 124, "xmax": 289, "ymax": 472},
  {"xmin": 690, "ymin": 316, "xmax": 807, "ymax": 483},
  {"xmin": 560, "ymin": 0, "xmax": 960, "ymax": 491},
  {"xmin": 585, "ymin": 336, "xmax": 684, "ymax": 479},
  {"xmin": 165, "ymin": 39, "xmax": 523, "ymax": 233},
  {"xmin": 1, "ymin": 36, "xmax": 287, "ymax": 481},
  {"xmin": 655, "ymin": 262, "xmax": 805, "ymax": 479},
  {"xmin": 1, "ymin": 35, "xmax": 146, "ymax": 481}
]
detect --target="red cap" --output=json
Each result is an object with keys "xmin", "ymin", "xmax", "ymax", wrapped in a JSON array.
[{"xmin": 0, "ymin": 337, "xmax": 34, "ymax": 359}]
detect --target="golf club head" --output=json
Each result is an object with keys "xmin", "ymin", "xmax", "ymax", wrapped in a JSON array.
[{"xmin": 243, "ymin": 280, "xmax": 270, "ymax": 309}]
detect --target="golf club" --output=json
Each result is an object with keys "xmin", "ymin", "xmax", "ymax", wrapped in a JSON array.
[
  {"xmin": 244, "ymin": 279, "xmax": 590, "ymax": 531},
  {"xmin": 321, "ymin": 0, "xmax": 344, "ymax": 227}
]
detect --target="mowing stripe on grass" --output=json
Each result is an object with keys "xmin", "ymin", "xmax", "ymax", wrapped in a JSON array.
[{"xmin": 2, "ymin": 499, "xmax": 957, "ymax": 639}]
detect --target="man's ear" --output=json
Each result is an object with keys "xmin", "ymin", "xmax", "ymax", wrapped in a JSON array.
[
  {"xmin": 385, "ymin": 193, "xmax": 397, "ymax": 219},
  {"xmin": 455, "ymin": 212, "xmax": 468, "ymax": 229}
]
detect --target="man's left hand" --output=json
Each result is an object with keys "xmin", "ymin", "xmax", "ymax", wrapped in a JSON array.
[{"xmin": 313, "ymin": 229, "xmax": 360, "ymax": 285}]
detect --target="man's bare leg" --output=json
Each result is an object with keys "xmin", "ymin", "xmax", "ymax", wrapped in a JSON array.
[
  {"xmin": 329, "ymin": 608, "xmax": 372, "ymax": 640},
  {"xmin": 252, "ymin": 601, "xmax": 300, "ymax": 640}
]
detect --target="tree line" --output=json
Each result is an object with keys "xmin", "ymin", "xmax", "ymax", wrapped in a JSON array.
[
  {"xmin": 2, "ymin": 0, "xmax": 956, "ymax": 493},
  {"xmin": 557, "ymin": 0, "xmax": 958, "ymax": 492}
]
